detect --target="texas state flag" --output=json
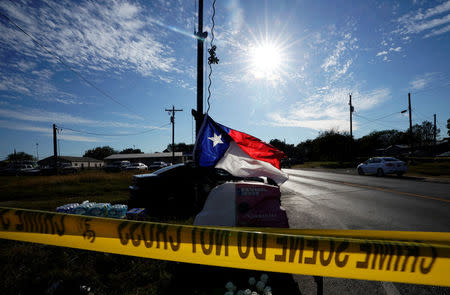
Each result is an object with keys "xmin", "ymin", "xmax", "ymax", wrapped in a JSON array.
[{"xmin": 194, "ymin": 115, "xmax": 288, "ymax": 184}]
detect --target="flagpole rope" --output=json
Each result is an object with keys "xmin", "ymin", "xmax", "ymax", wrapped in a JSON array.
[{"xmin": 207, "ymin": 0, "xmax": 219, "ymax": 114}]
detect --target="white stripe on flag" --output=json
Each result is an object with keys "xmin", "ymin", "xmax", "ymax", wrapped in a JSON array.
[{"xmin": 216, "ymin": 141, "xmax": 289, "ymax": 184}]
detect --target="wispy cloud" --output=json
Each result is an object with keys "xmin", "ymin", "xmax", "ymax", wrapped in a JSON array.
[
  {"xmin": 267, "ymin": 88, "xmax": 390, "ymax": 131},
  {"xmin": 0, "ymin": 69, "xmax": 83, "ymax": 105},
  {"xmin": 320, "ymin": 31, "xmax": 358, "ymax": 81},
  {"xmin": 389, "ymin": 47, "xmax": 402, "ymax": 52},
  {"xmin": 409, "ymin": 1, "xmax": 450, "ymax": 21},
  {"xmin": 375, "ymin": 47, "xmax": 401, "ymax": 61},
  {"xmin": 0, "ymin": 120, "xmax": 51, "ymax": 133},
  {"xmin": 58, "ymin": 133, "xmax": 104, "ymax": 143},
  {"xmin": 395, "ymin": 1, "xmax": 450, "ymax": 37},
  {"xmin": 0, "ymin": 0, "xmax": 182, "ymax": 79},
  {"xmin": 0, "ymin": 107, "xmax": 166, "ymax": 130},
  {"xmin": 111, "ymin": 112, "xmax": 145, "ymax": 121},
  {"xmin": 424, "ymin": 24, "xmax": 450, "ymax": 38},
  {"xmin": 410, "ymin": 72, "xmax": 436, "ymax": 90},
  {"xmin": 0, "ymin": 120, "xmax": 103, "ymax": 142}
]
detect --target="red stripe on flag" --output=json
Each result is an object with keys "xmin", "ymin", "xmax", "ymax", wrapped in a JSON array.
[{"xmin": 229, "ymin": 129, "xmax": 285, "ymax": 169}]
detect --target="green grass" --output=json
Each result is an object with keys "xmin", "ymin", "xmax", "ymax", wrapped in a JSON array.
[
  {"xmin": 407, "ymin": 162, "xmax": 450, "ymax": 177},
  {"xmin": 0, "ymin": 170, "xmax": 193, "ymax": 294},
  {"xmin": 0, "ymin": 170, "xmax": 141, "ymax": 210}
]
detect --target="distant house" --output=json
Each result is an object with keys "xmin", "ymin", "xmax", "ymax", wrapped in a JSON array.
[
  {"xmin": 104, "ymin": 152, "xmax": 192, "ymax": 166},
  {"xmin": 38, "ymin": 156, "xmax": 104, "ymax": 168},
  {"xmin": 374, "ymin": 145, "xmax": 410, "ymax": 156},
  {"xmin": 383, "ymin": 145, "xmax": 410, "ymax": 156}
]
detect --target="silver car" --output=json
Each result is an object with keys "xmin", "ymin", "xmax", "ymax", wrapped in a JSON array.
[
  {"xmin": 125, "ymin": 162, "xmax": 148, "ymax": 170},
  {"xmin": 357, "ymin": 157, "xmax": 407, "ymax": 177}
]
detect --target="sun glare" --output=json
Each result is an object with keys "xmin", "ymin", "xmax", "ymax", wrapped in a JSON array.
[{"xmin": 249, "ymin": 42, "xmax": 283, "ymax": 80}]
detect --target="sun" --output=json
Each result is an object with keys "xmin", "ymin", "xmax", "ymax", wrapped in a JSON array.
[{"xmin": 249, "ymin": 42, "xmax": 283, "ymax": 80}]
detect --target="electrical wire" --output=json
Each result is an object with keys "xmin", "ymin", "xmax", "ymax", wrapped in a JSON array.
[
  {"xmin": 354, "ymin": 111, "xmax": 405, "ymax": 127},
  {"xmin": 412, "ymin": 109, "xmax": 430, "ymax": 123},
  {"xmin": 0, "ymin": 10, "xmax": 143, "ymax": 119},
  {"xmin": 354, "ymin": 114, "xmax": 401, "ymax": 130},
  {"xmin": 56, "ymin": 123, "xmax": 170, "ymax": 137}
]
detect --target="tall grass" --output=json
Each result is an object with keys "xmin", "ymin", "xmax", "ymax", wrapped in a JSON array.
[
  {"xmin": 0, "ymin": 169, "xmax": 192, "ymax": 294},
  {"xmin": 0, "ymin": 170, "xmax": 141, "ymax": 210}
]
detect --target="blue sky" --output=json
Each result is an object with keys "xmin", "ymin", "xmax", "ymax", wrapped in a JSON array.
[{"xmin": 0, "ymin": 0, "xmax": 449, "ymax": 160}]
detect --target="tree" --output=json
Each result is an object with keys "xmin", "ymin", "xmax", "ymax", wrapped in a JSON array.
[
  {"xmin": 83, "ymin": 146, "xmax": 117, "ymax": 160},
  {"xmin": 408, "ymin": 121, "xmax": 440, "ymax": 146},
  {"xmin": 269, "ymin": 139, "xmax": 301, "ymax": 159},
  {"xmin": 7, "ymin": 152, "xmax": 34, "ymax": 162},
  {"xmin": 165, "ymin": 143, "xmax": 194, "ymax": 153},
  {"xmin": 356, "ymin": 129, "xmax": 406, "ymax": 156},
  {"xmin": 447, "ymin": 118, "xmax": 450, "ymax": 137},
  {"xmin": 312, "ymin": 130, "xmax": 353, "ymax": 161},
  {"xmin": 119, "ymin": 148, "xmax": 142, "ymax": 154}
]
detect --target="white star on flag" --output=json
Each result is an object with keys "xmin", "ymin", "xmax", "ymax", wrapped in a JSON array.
[{"xmin": 208, "ymin": 133, "xmax": 223, "ymax": 147}]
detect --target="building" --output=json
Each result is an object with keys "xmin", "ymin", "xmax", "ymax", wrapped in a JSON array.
[
  {"xmin": 383, "ymin": 145, "xmax": 410, "ymax": 156},
  {"xmin": 38, "ymin": 156, "xmax": 104, "ymax": 168},
  {"xmin": 104, "ymin": 152, "xmax": 192, "ymax": 166}
]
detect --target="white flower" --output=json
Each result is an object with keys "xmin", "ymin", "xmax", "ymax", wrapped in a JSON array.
[
  {"xmin": 251, "ymin": 292, "xmax": 258, "ymax": 295},
  {"xmin": 260, "ymin": 274, "xmax": 269, "ymax": 284},
  {"xmin": 263, "ymin": 286, "xmax": 272, "ymax": 295},
  {"xmin": 225, "ymin": 282, "xmax": 235, "ymax": 291},
  {"xmin": 244, "ymin": 289, "xmax": 252, "ymax": 295},
  {"xmin": 248, "ymin": 277, "xmax": 256, "ymax": 286},
  {"xmin": 256, "ymin": 281, "xmax": 265, "ymax": 292}
]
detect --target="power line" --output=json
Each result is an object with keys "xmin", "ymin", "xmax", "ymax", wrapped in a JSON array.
[
  {"xmin": 354, "ymin": 112, "xmax": 408, "ymax": 130},
  {"xmin": 354, "ymin": 111, "xmax": 404, "ymax": 126},
  {"xmin": 56, "ymin": 123, "xmax": 170, "ymax": 137},
  {"xmin": 412, "ymin": 109, "xmax": 430, "ymax": 123},
  {"xmin": 0, "ymin": 10, "xmax": 142, "ymax": 118}
]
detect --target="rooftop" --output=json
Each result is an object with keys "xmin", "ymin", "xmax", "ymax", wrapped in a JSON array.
[{"xmin": 104, "ymin": 152, "xmax": 183, "ymax": 160}]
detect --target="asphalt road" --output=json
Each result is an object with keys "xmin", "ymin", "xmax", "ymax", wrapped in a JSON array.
[{"xmin": 280, "ymin": 168, "xmax": 450, "ymax": 295}]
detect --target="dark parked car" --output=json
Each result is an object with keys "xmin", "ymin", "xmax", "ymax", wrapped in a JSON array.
[
  {"xmin": 104, "ymin": 161, "xmax": 131, "ymax": 172},
  {"xmin": 128, "ymin": 163, "xmax": 273, "ymax": 216},
  {"xmin": 148, "ymin": 161, "xmax": 168, "ymax": 169}
]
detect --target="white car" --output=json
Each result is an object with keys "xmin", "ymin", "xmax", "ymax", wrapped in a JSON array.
[
  {"xmin": 357, "ymin": 157, "xmax": 407, "ymax": 177},
  {"xmin": 125, "ymin": 162, "xmax": 148, "ymax": 170}
]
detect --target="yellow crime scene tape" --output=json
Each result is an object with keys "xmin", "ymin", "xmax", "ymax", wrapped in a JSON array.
[{"xmin": 0, "ymin": 207, "xmax": 449, "ymax": 287}]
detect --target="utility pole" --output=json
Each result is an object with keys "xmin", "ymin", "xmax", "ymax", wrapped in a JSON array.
[
  {"xmin": 35, "ymin": 143, "xmax": 39, "ymax": 161},
  {"xmin": 165, "ymin": 106, "xmax": 183, "ymax": 164},
  {"xmin": 433, "ymin": 114, "xmax": 437, "ymax": 147},
  {"xmin": 53, "ymin": 124, "xmax": 58, "ymax": 170},
  {"xmin": 348, "ymin": 93, "xmax": 355, "ymax": 162},
  {"xmin": 194, "ymin": 0, "xmax": 207, "ymax": 137},
  {"xmin": 349, "ymin": 94, "xmax": 354, "ymax": 138},
  {"xmin": 408, "ymin": 93, "xmax": 413, "ymax": 155}
]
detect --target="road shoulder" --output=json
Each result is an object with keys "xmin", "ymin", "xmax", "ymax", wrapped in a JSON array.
[{"xmin": 287, "ymin": 167, "xmax": 450, "ymax": 184}]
